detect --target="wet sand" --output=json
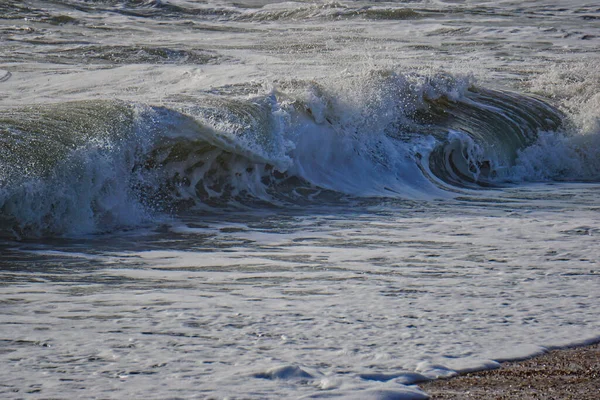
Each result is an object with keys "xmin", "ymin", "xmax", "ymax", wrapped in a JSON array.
[{"xmin": 420, "ymin": 343, "xmax": 600, "ymax": 399}]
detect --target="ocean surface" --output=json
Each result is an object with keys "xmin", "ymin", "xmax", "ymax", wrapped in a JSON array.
[{"xmin": 1, "ymin": 0, "xmax": 599, "ymax": 398}]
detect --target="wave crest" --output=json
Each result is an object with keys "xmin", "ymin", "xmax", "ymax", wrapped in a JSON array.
[{"xmin": 0, "ymin": 70, "xmax": 573, "ymax": 237}]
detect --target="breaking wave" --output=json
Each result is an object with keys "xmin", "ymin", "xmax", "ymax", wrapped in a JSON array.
[
  {"xmin": 32, "ymin": 1, "xmax": 424, "ymax": 21},
  {"xmin": 2, "ymin": 69, "xmax": 596, "ymax": 237}
]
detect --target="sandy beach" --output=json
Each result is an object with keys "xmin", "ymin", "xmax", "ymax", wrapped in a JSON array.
[{"xmin": 420, "ymin": 343, "xmax": 600, "ymax": 399}]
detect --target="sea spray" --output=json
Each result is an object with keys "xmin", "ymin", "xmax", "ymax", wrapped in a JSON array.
[
  {"xmin": 0, "ymin": 101, "xmax": 160, "ymax": 237},
  {"xmin": 508, "ymin": 63, "xmax": 600, "ymax": 182},
  {"xmin": 0, "ymin": 70, "xmax": 567, "ymax": 237}
]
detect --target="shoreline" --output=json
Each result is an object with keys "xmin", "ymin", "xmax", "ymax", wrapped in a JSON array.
[{"xmin": 418, "ymin": 342, "xmax": 600, "ymax": 399}]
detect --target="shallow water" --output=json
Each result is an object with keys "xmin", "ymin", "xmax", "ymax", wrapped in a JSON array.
[
  {"xmin": 2, "ymin": 183, "xmax": 599, "ymax": 398},
  {"xmin": 1, "ymin": 1, "xmax": 600, "ymax": 398}
]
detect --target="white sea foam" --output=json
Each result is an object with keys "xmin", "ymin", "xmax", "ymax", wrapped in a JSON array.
[{"xmin": 1, "ymin": 0, "xmax": 600, "ymax": 399}]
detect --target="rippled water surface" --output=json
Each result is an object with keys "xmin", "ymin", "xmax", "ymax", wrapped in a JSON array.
[{"xmin": 1, "ymin": 1, "xmax": 599, "ymax": 398}]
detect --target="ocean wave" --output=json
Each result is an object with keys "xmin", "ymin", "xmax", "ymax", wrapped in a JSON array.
[
  {"xmin": 40, "ymin": 1, "xmax": 425, "ymax": 22},
  {"xmin": 52, "ymin": 45, "xmax": 221, "ymax": 65},
  {"xmin": 39, "ymin": 0, "xmax": 241, "ymax": 19},
  {"xmin": 233, "ymin": 3, "xmax": 424, "ymax": 22},
  {"xmin": 0, "ymin": 70, "xmax": 584, "ymax": 237}
]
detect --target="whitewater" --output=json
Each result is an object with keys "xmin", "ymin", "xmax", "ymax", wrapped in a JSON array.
[{"xmin": 1, "ymin": 0, "xmax": 599, "ymax": 398}]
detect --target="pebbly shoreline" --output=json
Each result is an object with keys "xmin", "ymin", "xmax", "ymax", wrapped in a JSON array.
[{"xmin": 419, "ymin": 343, "xmax": 600, "ymax": 399}]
